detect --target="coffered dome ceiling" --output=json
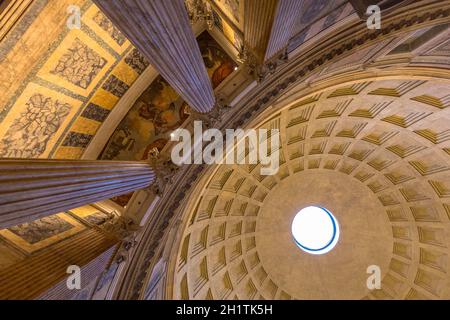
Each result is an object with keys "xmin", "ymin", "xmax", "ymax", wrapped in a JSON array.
[
  {"xmin": 0, "ymin": 0, "xmax": 449, "ymax": 301},
  {"xmin": 171, "ymin": 78, "xmax": 450, "ymax": 300}
]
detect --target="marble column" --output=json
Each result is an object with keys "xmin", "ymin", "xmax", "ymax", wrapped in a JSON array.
[
  {"xmin": 244, "ymin": 0, "xmax": 304, "ymax": 63},
  {"xmin": 93, "ymin": 0, "xmax": 215, "ymax": 113},
  {"xmin": 0, "ymin": 159, "xmax": 155, "ymax": 229}
]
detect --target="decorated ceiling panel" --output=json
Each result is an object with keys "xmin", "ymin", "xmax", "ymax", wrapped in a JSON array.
[
  {"xmin": 0, "ymin": 0, "xmax": 356, "ymax": 163},
  {"xmin": 0, "ymin": 0, "xmax": 239, "ymax": 255},
  {"xmin": 213, "ymin": 0, "xmax": 243, "ymax": 31},
  {"xmin": 100, "ymin": 32, "xmax": 237, "ymax": 162},
  {"xmin": 0, "ymin": 0, "xmax": 142, "ymax": 271},
  {"xmin": 172, "ymin": 78, "xmax": 450, "ymax": 300},
  {"xmin": 0, "ymin": 203, "xmax": 116, "ymax": 270},
  {"xmin": 0, "ymin": 0, "xmax": 241, "ymax": 162},
  {"xmin": 0, "ymin": 0, "xmax": 145, "ymax": 160}
]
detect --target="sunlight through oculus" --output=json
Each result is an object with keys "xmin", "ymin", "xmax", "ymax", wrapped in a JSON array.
[{"xmin": 291, "ymin": 206, "xmax": 339, "ymax": 255}]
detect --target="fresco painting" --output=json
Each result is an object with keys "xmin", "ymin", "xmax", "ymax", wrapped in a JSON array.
[
  {"xmin": 288, "ymin": 0, "xmax": 352, "ymax": 52},
  {"xmin": 211, "ymin": 4, "xmax": 243, "ymax": 50},
  {"xmin": 199, "ymin": 32, "xmax": 236, "ymax": 89}
]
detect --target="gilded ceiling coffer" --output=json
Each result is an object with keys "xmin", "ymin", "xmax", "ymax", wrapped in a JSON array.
[
  {"xmin": 93, "ymin": 0, "xmax": 216, "ymax": 113},
  {"xmin": 0, "ymin": 159, "xmax": 155, "ymax": 229}
]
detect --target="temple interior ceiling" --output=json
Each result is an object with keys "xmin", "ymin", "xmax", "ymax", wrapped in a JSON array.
[
  {"xmin": 0, "ymin": 0, "xmax": 242, "ymax": 250},
  {"xmin": 172, "ymin": 78, "xmax": 450, "ymax": 300},
  {"xmin": 0, "ymin": 0, "xmax": 353, "ymax": 210}
]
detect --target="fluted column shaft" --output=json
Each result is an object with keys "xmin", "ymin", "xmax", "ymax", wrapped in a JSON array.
[
  {"xmin": 93, "ymin": 0, "xmax": 215, "ymax": 113},
  {"xmin": 0, "ymin": 159, "xmax": 155, "ymax": 229},
  {"xmin": 245, "ymin": 0, "xmax": 304, "ymax": 63},
  {"xmin": 265, "ymin": 0, "xmax": 304, "ymax": 61}
]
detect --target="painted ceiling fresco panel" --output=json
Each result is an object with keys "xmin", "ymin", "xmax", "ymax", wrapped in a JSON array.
[
  {"xmin": 0, "ymin": 202, "xmax": 116, "ymax": 266},
  {"xmin": 213, "ymin": 0, "xmax": 244, "ymax": 31},
  {"xmin": 0, "ymin": 0, "xmax": 146, "ymax": 253},
  {"xmin": 36, "ymin": 29, "xmax": 117, "ymax": 97},
  {"xmin": 0, "ymin": 0, "xmax": 240, "ymax": 163},
  {"xmin": 0, "ymin": 0, "xmax": 84, "ymax": 113},
  {"xmin": 52, "ymin": 47, "xmax": 148, "ymax": 159}
]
